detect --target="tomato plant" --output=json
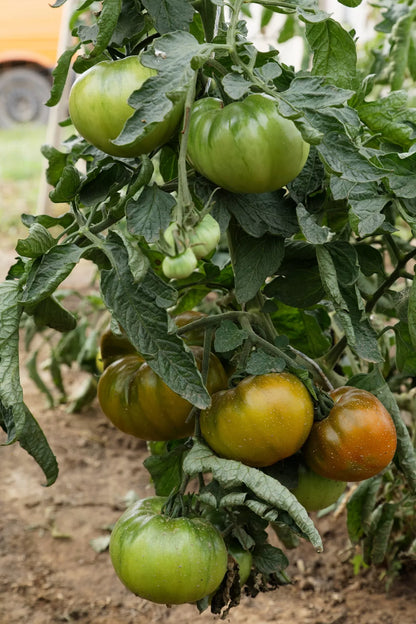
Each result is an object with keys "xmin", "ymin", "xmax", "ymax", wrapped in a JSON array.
[
  {"xmin": 2, "ymin": 0, "xmax": 416, "ymax": 616},
  {"xmin": 97, "ymin": 346, "xmax": 228, "ymax": 440},
  {"xmin": 304, "ymin": 386, "xmax": 398, "ymax": 482},
  {"xmin": 68, "ymin": 56, "xmax": 184, "ymax": 157},
  {"xmin": 109, "ymin": 496, "xmax": 228, "ymax": 604},
  {"xmin": 187, "ymin": 95, "xmax": 310, "ymax": 193},
  {"xmin": 200, "ymin": 372, "xmax": 314, "ymax": 467}
]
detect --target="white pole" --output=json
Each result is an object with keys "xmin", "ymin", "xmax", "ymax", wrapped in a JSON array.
[{"xmin": 36, "ymin": 0, "xmax": 76, "ymax": 215}]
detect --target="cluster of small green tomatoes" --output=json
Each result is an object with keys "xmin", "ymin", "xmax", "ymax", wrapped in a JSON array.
[
  {"xmin": 68, "ymin": 56, "xmax": 310, "ymax": 281},
  {"xmin": 96, "ymin": 317, "xmax": 397, "ymax": 606}
]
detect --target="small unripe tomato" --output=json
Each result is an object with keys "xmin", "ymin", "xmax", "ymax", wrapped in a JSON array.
[
  {"xmin": 162, "ymin": 248, "xmax": 197, "ymax": 280},
  {"xmin": 200, "ymin": 372, "xmax": 314, "ymax": 467},
  {"xmin": 290, "ymin": 464, "xmax": 347, "ymax": 511},
  {"xmin": 304, "ymin": 386, "xmax": 397, "ymax": 482},
  {"xmin": 188, "ymin": 214, "xmax": 221, "ymax": 259}
]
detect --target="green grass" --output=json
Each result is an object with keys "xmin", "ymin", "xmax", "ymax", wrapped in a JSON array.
[{"xmin": 0, "ymin": 124, "xmax": 47, "ymax": 239}]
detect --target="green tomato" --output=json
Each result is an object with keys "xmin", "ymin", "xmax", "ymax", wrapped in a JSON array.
[
  {"xmin": 162, "ymin": 248, "xmax": 197, "ymax": 280},
  {"xmin": 291, "ymin": 464, "xmax": 347, "ymax": 512},
  {"xmin": 227, "ymin": 540, "xmax": 252, "ymax": 586},
  {"xmin": 187, "ymin": 94, "xmax": 309, "ymax": 194},
  {"xmin": 68, "ymin": 56, "xmax": 184, "ymax": 157},
  {"xmin": 189, "ymin": 214, "xmax": 221, "ymax": 259},
  {"xmin": 109, "ymin": 497, "xmax": 228, "ymax": 604}
]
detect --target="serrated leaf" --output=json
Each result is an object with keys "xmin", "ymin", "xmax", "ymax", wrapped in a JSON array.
[
  {"xmin": 126, "ymin": 184, "xmax": 175, "ymax": 243},
  {"xmin": 395, "ymin": 321, "xmax": 416, "ymax": 375},
  {"xmin": 358, "ymin": 91, "xmax": 416, "ymax": 151},
  {"xmin": 409, "ymin": 274, "xmax": 416, "ymax": 348},
  {"xmin": 142, "ymin": 0, "xmax": 194, "ymax": 33},
  {"xmin": 29, "ymin": 296, "xmax": 77, "ymax": 333},
  {"xmin": 144, "ymin": 445, "xmax": 187, "ymax": 496},
  {"xmin": 47, "ymin": 42, "xmax": 81, "ymax": 107},
  {"xmin": 222, "ymin": 72, "xmax": 252, "ymax": 99},
  {"xmin": 183, "ymin": 440, "xmax": 323, "ymax": 551},
  {"xmin": 89, "ymin": 0, "xmax": 122, "ymax": 58},
  {"xmin": 252, "ymin": 543, "xmax": 289, "ymax": 575},
  {"xmin": 306, "ymin": 18, "xmax": 357, "ymax": 90},
  {"xmin": 387, "ymin": 12, "xmax": 413, "ymax": 91},
  {"xmin": 229, "ymin": 223, "xmax": 285, "ymax": 304},
  {"xmin": 346, "ymin": 476, "xmax": 383, "ymax": 542},
  {"xmin": 100, "ymin": 233, "xmax": 210, "ymax": 408},
  {"xmin": 265, "ymin": 264, "xmax": 325, "ymax": 309},
  {"xmin": 296, "ymin": 203, "xmax": 332, "ymax": 244},
  {"xmin": 19, "ymin": 244, "xmax": 84, "ymax": 306},
  {"xmin": 214, "ymin": 321, "xmax": 248, "ymax": 353},
  {"xmin": 0, "ymin": 282, "xmax": 58, "ymax": 486},
  {"xmin": 245, "ymin": 350, "xmax": 286, "ymax": 375},
  {"xmin": 49, "ymin": 165, "xmax": 82, "ymax": 203},
  {"xmin": 16, "ymin": 224, "xmax": 56, "ymax": 258}
]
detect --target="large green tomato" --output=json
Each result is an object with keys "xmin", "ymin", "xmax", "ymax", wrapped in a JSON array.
[
  {"xmin": 162, "ymin": 248, "xmax": 197, "ymax": 280},
  {"xmin": 69, "ymin": 56, "xmax": 184, "ymax": 157},
  {"xmin": 97, "ymin": 345, "xmax": 228, "ymax": 440},
  {"xmin": 200, "ymin": 372, "xmax": 314, "ymax": 467},
  {"xmin": 187, "ymin": 94, "xmax": 309, "ymax": 194},
  {"xmin": 291, "ymin": 464, "xmax": 347, "ymax": 512},
  {"xmin": 110, "ymin": 497, "xmax": 228, "ymax": 604},
  {"xmin": 304, "ymin": 386, "xmax": 397, "ymax": 482}
]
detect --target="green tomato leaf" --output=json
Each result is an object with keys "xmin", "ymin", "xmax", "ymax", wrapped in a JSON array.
[
  {"xmin": 100, "ymin": 232, "xmax": 211, "ymax": 408},
  {"xmin": 19, "ymin": 244, "xmax": 84, "ymax": 306},
  {"xmin": 409, "ymin": 273, "xmax": 416, "ymax": 348},
  {"xmin": 143, "ymin": 443, "xmax": 188, "ymax": 496},
  {"xmin": 0, "ymin": 282, "xmax": 58, "ymax": 486},
  {"xmin": 306, "ymin": 18, "xmax": 357, "ymax": 90},
  {"xmin": 16, "ymin": 224, "xmax": 56, "ymax": 258},
  {"xmin": 79, "ymin": 162, "xmax": 131, "ymax": 207},
  {"xmin": 229, "ymin": 223, "xmax": 285, "ymax": 305},
  {"xmin": 381, "ymin": 153, "xmax": 416, "ymax": 201},
  {"xmin": 46, "ymin": 41, "xmax": 82, "ymax": 107},
  {"xmin": 346, "ymin": 476, "xmax": 383, "ymax": 542},
  {"xmin": 222, "ymin": 72, "xmax": 252, "ymax": 100},
  {"xmin": 89, "ymin": 0, "xmax": 122, "ymax": 58},
  {"xmin": 49, "ymin": 165, "xmax": 82, "ymax": 203},
  {"xmin": 252, "ymin": 543, "xmax": 289, "ymax": 576},
  {"xmin": 126, "ymin": 184, "xmax": 176, "ymax": 243},
  {"xmin": 358, "ymin": 91, "xmax": 416, "ymax": 151},
  {"xmin": 213, "ymin": 320, "xmax": 248, "ymax": 353},
  {"xmin": 29, "ymin": 296, "xmax": 77, "ymax": 333},
  {"xmin": 387, "ymin": 12, "xmax": 413, "ymax": 91},
  {"xmin": 296, "ymin": 204, "xmax": 332, "ymax": 244},
  {"xmin": 394, "ymin": 321, "xmax": 416, "ymax": 375},
  {"xmin": 142, "ymin": 0, "xmax": 194, "ymax": 34},
  {"xmin": 245, "ymin": 350, "xmax": 286, "ymax": 375},
  {"xmin": 330, "ymin": 178, "xmax": 390, "ymax": 237},
  {"xmin": 183, "ymin": 439, "xmax": 323, "ymax": 552}
]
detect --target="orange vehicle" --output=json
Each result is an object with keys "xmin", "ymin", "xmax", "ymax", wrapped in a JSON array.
[{"xmin": 0, "ymin": 1, "xmax": 64, "ymax": 126}]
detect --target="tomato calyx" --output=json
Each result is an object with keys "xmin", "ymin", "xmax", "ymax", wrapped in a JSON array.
[{"xmin": 314, "ymin": 388, "xmax": 335, "ymax": 422}]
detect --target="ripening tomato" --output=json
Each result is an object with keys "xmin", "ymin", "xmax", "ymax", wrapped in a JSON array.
[
  {"xmin": 99, "ymin": 327, "xmax": 138, "ymax": 369},
  {"xmin": 200, "ymin": 372, "xmax": 314, "ymax": 467},
  {"xmin": 97, "ymin": 346, "xmax": 228, "ymax": 440},
  {"xmin": 303, "ymin": 386, "xmax": 397, "ymax": 482},
  {"xmin": 69, "ymin": 56, "xmax": 184, "ymax": 157},
  {"xmin": 109, "ymin": 496, "xmax": 228, "ymax": 604},
  {"xmin": 187, "ymin": 95, "xmax": 309, "ymax": 194}
]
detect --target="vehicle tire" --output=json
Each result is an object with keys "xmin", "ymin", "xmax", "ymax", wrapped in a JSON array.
[{"xmin": 0, "ymin": 67, "xmax": 51, "ymax": 127}]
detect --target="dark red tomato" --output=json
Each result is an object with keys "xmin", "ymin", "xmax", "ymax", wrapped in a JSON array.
[{"xmin": 304, "ymin": 386, "xmax": 397, "ymax": 481}]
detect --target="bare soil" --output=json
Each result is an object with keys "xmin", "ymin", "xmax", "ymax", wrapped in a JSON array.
[{"xmin": 1, "ymin": 264, "xmax": 416, "ymax": 624}]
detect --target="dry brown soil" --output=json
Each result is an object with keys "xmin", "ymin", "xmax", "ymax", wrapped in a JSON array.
[{"xmin": 1, "ymin": 264, "xmax": 416, "ymax": 624}]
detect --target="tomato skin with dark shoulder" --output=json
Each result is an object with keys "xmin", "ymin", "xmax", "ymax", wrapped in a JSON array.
[
  {"xmin": 109, "ymin": 496, "xmax": 228, "ymax": 604},
  {"xmin": 97, "ymin": 346, "xmax": 228, "ymax": 441},
  {"xmin": 200, "ymin": 372, "xmax": 314, "ymax": 467},
  {"xmin": 69, "ymin": 56, "xmax": 184, "ymax": 157},
  {"xmin": 303, "ymin": 386, "xmax": 397, "ymax": 482},
  {"xmin": 187, "ymin": 94, "xmax": 309, "ymax": 194}
]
